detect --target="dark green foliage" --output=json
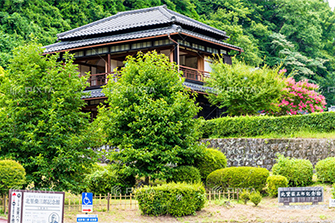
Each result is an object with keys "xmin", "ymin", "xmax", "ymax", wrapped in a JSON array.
[
  {"xmin": 195, "ymin": 148, "xmax": 227, "ymax": 181},
  {"xmin": 0, "ymin": 43, "xmax": 97, "ymax": 193},
  {"xmin": 85, "ymin": 164, "xmax": 135, "ymax": 195},
  {"xmin": 168, "ymin": 166, "xmax": 201, "ymax": 184},
  {"xmin": 95, "ymin": 51, "xmax": 202, "ymax": 183},
  {"xmin": 266, "ymin": 175, "xmax": 288, "ymax": 197},
  {"xmin": 201, "ymin": 112, "xmax": 335, "ymax": 138},
  {"xmin": 250, "ymin": 191, "xmax": 262, "ymax": 206},
  {"xmin": 240, "ymin": 189, "xmax": 250, "ymax": 204},
  {"xmin": 206, "ymin": 167, "xmax": 269, "ymax": 192},
  {"xmin": 0, "ymin": 160, "xmax": 26, "ymax": 195},
  {"xmin": 272, "ymin": 154, "xmax": 313, "ymax": 187},
  {"xmin": 315, "ymin": 157, "xmax": 335, "ymax": 183},
  {"xmin": 135, "ymin": 182, "xmax": 206, "ymax": 217}
]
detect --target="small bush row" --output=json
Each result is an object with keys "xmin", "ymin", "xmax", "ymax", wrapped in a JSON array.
[
  {"xmin": 201, "ymin": 112, "xmax": 335, "ymax": 138},
  {"xmin": 135, "ymin": 182, "xmax": 206, "ymax": 217},
  {"xmin": 206, "ymin": 167, "xmax": 269, "ymax": 191}
]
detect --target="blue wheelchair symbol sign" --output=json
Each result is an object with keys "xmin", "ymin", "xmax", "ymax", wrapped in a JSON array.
[{"xmin": 82, "ymin": 193, "xmax": 93, "ymax": 212}]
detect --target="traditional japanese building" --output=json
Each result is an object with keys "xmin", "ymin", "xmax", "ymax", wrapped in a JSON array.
[{"xmin": 44, "ymin": 5, "xmax": 243, "ymax": 120}]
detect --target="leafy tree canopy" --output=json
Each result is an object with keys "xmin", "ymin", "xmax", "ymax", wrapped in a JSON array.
[
  {"xmin": 94, "ymin": 51, "xmax": 203, "ymax": 183},
  {"xmin": 0, "ymin": 42, "xmax": 97, "ymax": 193}
]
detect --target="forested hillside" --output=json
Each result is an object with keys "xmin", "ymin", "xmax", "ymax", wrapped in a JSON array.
[{"xmin": 1, "ymin": 0, "xmax": 335, "ymax": 105}]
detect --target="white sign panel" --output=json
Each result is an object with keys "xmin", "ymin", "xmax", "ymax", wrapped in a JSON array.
[
  {"xmin": 329, "ymin": 199, "xmax": 335, "ymax": 207},
  {"xmin": 10, "ymin": 191, "xmax": 22, "ymax": 223},
  {"xmin": 8, "ymin": 190, "xmax": 65, "ymax": 223}
]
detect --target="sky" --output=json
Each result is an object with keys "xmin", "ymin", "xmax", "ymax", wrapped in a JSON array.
[{"xmin": 328, "ymin": 0, "xmax": 335, "ymax": 9}]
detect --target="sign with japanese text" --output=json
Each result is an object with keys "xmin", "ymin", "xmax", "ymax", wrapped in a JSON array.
[
  {"xmin": 278, "ymin": 187, "xmax": 323, "ymax": 205},
  {"xmin": 77, "ymin": 214, "xmax": 98, "ymax": 222},
  {"xmin": 8, "ymin": 189, "xmax": 65, "ymax": 223}
]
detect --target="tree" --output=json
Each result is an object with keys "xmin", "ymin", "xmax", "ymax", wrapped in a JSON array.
[
  {"xmin": 276, "ymin": 76, "xmax": 326, "ymax": 115},
  {"xmin": 206, "ymin": 58, "xmax": 285, "ymax": 116},
  {"xmin": 0, "ymin": 42, "xmax": 97, "ymax": 193},
  {"xmin": 94, "ymin": 51, "xmax": 202, "ymax": 184}
]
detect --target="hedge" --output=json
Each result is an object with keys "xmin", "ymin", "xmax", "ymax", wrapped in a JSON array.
[
  {"xmin": 206, "ymin": 167, "xmax": 269, "ymax": 191},
  {"xmin": 272, "ymin": 154, "xmax": 313, "ymax": 187},
  {"xmin": 167, "ymin": 166, "xmax": 201, "ymax": 184},
  {"xmin": 0, "ymin": 160, "xmax": 26, "ymax": 195},
  {"xmin": 316, "ymin": 157, "xmax": 335, "ymax": 183},
  {"xmin": 201, "ymin": 112, "xmax": 335, "ymax": 138},
  {"xmin": 135, "ymin": 182, "xmax": 206, "ymax": 217},
  {"xmin": 195, "ymin": 148, "xmax": 227, "ymax": 181},
  {"xmin": 266, "ymin": 175, "xmax": 288, "ymax": 197}
]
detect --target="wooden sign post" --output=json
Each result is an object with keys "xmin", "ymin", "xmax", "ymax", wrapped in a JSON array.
[{"xmin": 278, "ymin": 187, "xmax": 323, "ymax": 205}]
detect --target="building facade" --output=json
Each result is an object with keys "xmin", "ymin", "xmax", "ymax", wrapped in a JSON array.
[{"xmin": 44, "ymin": 5, "xmax": 243, "ymax": 120}]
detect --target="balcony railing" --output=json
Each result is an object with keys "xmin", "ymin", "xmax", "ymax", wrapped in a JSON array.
[
  {"xmin": 179, "ymin": 65, "xmax": 210, "ymax": 82},
  {"xmin": 86, "ymin": 66, "xmax": 208, "ymax": 87},
  {"xmin": 87, "ymin": 72, "xmax": 122, "ymax": 87}
]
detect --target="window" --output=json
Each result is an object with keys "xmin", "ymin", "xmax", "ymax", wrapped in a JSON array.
[
  {"xmin": 110, "ymin": 44, "xmax": 130, "ymax": 52},
  {"xmin": 75, "ymin": 51, "xmax": 84, "ymax": 57},
  {"xmin": 220, "ymin": 49, "xmax": 227, "ymax": 55},
  {"xmin": 131, "ymin": 41, "xmax": 152, "ymax": 49},
  {"xmin": 178, "ymin": 39, "xmax": 191, "ymax": 47},
  {"xmin": 154, "ymin": 39, "xmax": 172, "ymax": 46}
]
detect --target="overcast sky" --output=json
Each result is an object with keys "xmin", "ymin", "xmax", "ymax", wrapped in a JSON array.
[{"xmin": 328, "ymin": 0, "xmax": 335, "ymax": 9}]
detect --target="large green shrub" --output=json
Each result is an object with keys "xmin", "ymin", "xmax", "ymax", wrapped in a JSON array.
[
  {"xmin": 195, "ymin": 148, "xmax": 227, "ymax": 181},
  {"xmin": 266, "ymin": 175, "xmax": 288, "ymax": 197},
  {"xmin": 206, "ymin": 167, "xmax": 269, "ymax": 191},
  {"xmin": 0, "ymin": 160, "xmax": 26, "ymax": 195},
  {"xmin": 85, "ymin": 164, "xmax": 135, "ymax": 195},
  {"xmin": 315, "ymin": 157, "xmax": 335, "ymax": 183},
  {"xmin": 272, "ymin": 154, "xmax": 313, "ymax": 187},
  {"xmin": 201, "ymin": 112, "xmax": 335, "ymax": 138},
  {"xmin": 168, "ymin": 166, "xmax": 201, "ymax": 184},
  {"xmin": 135, "ymin": 182, "xmax": 206, "ymax": 217}
]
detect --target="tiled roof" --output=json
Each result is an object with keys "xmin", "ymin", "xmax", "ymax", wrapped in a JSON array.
[
  {"xmin": 82, "ymin": 81, "xmax": 211, "ymax": 99},
  {"xmin": 57, "ymin": 5, "xmax": 228, "ymax": 40},
  {"xmin": 82, "ymin": 88, "xmax": 105, "ymax": 99},
  {"xmin": 44, "ymin": 25, "xmax": 242, "ymax": 53},
  {"xmin": 45, "ymin": 25, "xmax": 178, "ymax": 53}
]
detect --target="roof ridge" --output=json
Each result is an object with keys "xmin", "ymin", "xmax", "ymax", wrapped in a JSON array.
[
  {"xmin": 57, "ymin": 5, "xmax": 165, "ymax": 39},
  {"xmin": 166, "ymin": 8, "xmax": 227, "ymax": 36}
]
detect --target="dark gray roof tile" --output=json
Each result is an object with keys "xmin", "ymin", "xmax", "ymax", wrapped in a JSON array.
[{"xmin": 57, "ymin": 5, "xmax": 228, "ymax": 40}]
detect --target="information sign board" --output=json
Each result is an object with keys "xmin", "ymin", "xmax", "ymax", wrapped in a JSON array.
[
  {"xmin": 77, "ymin": 214, "xmax": 98, "ymax": 222},
  {"xmin": 278, "ymin": 187, "xmax": 323, "ymax": 205},
  {"xmin": 8, "ymin": 189, "xmax": 65, "ymax": 223}
]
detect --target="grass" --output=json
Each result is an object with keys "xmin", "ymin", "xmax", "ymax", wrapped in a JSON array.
[{"xmin": 217, "ymin": 130, "xmax": 335, "ymax": 139}]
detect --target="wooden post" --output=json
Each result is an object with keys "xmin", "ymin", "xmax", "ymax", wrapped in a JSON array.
[
  {"xmin": 130, "ymin": 194, "xmax": 132, "ymax": 209},
  {"xmin": 120, "ymin": 194, "xmax": 122, "ymax": 208},
  {"xmin": 68, "ymin": 197, "xmax": 70, "ymax": 211},
  {"xmin": 209, "ymin": 191, "xmax": 211, "ymax": 204},
  {"xmin": 107, "ymin": 193, "xmax": 110, "ymax": 212},
  {"xmin": 228, "ymin": 190, "xmax": 230, "ymax": 200},
  {"xmin": 4, "ymin": 194, "xmax": 6, "ymax": 214},
  {"xmin": 219, "ymin": 191, "xmax": 221, "ymax": 201},
  {"xmin": 79, "ymin": 197, "xmax": 81, "ymax": 211},
  {"xmin": 99, "ymin": 194, "xmax": 101, "ymax": 210},
  {"xmin": 237, "ymin": 189, "xmax": 239, "ymax": 202}
]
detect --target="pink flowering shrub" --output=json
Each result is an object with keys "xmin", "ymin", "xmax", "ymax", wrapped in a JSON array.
[{"xmin": 277, "ymin": 77, "xmax": 326, "ymax": 115}]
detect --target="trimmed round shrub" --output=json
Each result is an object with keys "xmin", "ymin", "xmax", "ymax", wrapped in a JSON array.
[
  {"xmin": 196, "ymin": 148, "xmax": 227, "ymax": 181},
  {"xmin": 316, "ymin": 157, "xmax": 335, "ymax": 183},
  {"xmin": 272, "ymin": 154, "xmax": 313, "ymax": 187},
  {"xmin": 266, "ymin": 175, "xmax": 288, "ymax": 197},
  {"xmin": 240, "ymin": 189, "xmax": 250, "ymax": 204},
  {"xmin": 0, "ymin": 160, "xmax": 26, "ymax": 195},
  {"xmin": 135, "ymin": 182, "xmax": 206, "ymax": 217},
  {"xmin": 168, "ymin": 166, "xmax": 201, "ymax": 184},
  {"xmin": 85, "ymin": 165, "xmax": 135, "ymax": 195},
  {"xmin": 206, "ymin": 167, "xmax": 269, "ymax": 191},
  {"xmin": 250, "ymin": 191, "xmax": 262, "ymax": 206}
]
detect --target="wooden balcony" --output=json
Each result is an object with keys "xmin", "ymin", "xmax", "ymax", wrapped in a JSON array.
[
  {"xmin": 179, "ymin": 65, "xmax": 209, "ymax": 82},
  {"xmin": 86, "ymin": 66, "xmax": 209, "ymax": 87},
  {"xmin": 87, "ymin": 72, "xmax": 121, "ymax": 87}
]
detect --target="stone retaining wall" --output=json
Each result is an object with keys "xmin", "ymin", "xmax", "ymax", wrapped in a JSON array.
[{"xmin": 201, "ymin": 138, "xmax": 335, "ymax": 170}]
